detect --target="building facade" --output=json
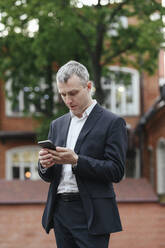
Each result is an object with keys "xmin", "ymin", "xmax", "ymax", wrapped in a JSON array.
[
  {"xmin": 0, "ymin": 80, "xmax": 40, "ymax": 180},
  {"xmin": 0, "ymin": 50, "xmax": 165, "ymax": 199}
]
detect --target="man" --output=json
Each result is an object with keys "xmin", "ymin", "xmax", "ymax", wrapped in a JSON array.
[{"xmin": 38, "ymin": 60, "xmax": 127, "ymax": 248}]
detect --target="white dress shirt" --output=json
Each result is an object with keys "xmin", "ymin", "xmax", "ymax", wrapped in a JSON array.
[{"xmin": 57, "ymin": 100, "xmax": 97, "ymax": 194}]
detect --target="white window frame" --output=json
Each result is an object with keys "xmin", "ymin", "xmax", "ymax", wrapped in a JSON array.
[
  {"xmin": 108, "ymin": 16, "xmax": 128, "ymax": 37},
  {"xmin": 156, "ymin": 138, "xmax": 165, "ymax": 194},
  {"xmin": 5, "ymin": 77, "xmax": 58, "ymax": 116},
  {"xmin": 5, "ymin": 79, "xmax": 35, "ymax": 117},
  {"xmin": 102, "ymin": 66, "xmax": 140, "ymax": 116},
  {"xmin": 6, "ymin": 146, "xmax": 40, "ymax": 180},
  {"xmin": 134, "ymin": 148, "xmax": 140, "ymax": 178}
]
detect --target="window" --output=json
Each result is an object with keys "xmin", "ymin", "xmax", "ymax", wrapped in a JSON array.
[
  {"xmin": 148, "ymin": 146, "xmax": 154, "ymax": 187},
  {"xmin": 102, "ymin": 66, "xmax": 140, "ymax": 116},
  {"xmin": 6, "ymin": 146, "xmax": 40, "ymax": 180},
  {"xmin": 5, "ymin": 79, "xmax": 35, "ymax": 116},
  {"xmin": 108, "ymin": 16, "xmax": 128, "ymax": 37},
  {"xmin": 156, "ymin": 139, "xmax": 165, "ymax": 194},
  {"xmin": 5, "ymin": 77, "xmax": 58, "ymax": 116},
  {"xmin": 125, "ymin": 149, "xmax": 140, "ymax": 178}
]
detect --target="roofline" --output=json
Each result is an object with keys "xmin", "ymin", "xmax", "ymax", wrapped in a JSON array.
[
  {"xmin": 0, "ymin": 131, "xmax": 36, "ymax": 141},
  {"xmin": 135, "ymin": 96, "xmax": 164, "ymax": 133}
]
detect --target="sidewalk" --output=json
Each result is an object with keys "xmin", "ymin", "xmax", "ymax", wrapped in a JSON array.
[
  {"xmin": 0, "ymin": 178, "xmax": 164, "ymax": 248},
  {"xmin": 0, "ymin": 203, "xmax": 164, "ymax": 248}
]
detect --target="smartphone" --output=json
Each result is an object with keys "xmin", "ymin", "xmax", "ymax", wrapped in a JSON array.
[{"xmin": 38, "ymin": 140, "xmax": 56, "ymax": 150}]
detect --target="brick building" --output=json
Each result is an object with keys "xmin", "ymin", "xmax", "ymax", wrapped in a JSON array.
[
  {"xmin": 0, "ymin": 50, "xmax": 165, "ymax": 195},
  {"xmin": 0, "ymin": 2, "xmax": 165, "ymax": 247},
  {"xmin": 134, "ymin": 49, "xmax": 165, "ymax": 200},
  {"xmin": 0, "ymin": 51, "xmax": 165, "ymax": 248},
  {"xmin": 0, "ymin": 79, "xmax": 39, "ymax": 180},
  {"xmin": 0, "ymin": 49, "xmax": 165, "ymax": 248}
]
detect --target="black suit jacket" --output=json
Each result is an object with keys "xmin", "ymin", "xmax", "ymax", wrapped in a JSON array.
[{"xmin": 38, "ymin": 104, "xmax": 128, "ymax": 235}]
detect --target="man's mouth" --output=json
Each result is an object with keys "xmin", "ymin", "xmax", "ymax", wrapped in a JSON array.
[{"xmin": 70, "ymin": 105, "xmax": 77, "ymax": 109}]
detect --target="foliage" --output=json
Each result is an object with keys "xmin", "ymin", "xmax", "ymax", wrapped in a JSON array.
[
  {"xmin": 69, "ymin": 0, "xmax": 165, "ymax": 102},
  {"xmin": 35, "ymin": 102, "xmax": 68, "ymax": 140}
]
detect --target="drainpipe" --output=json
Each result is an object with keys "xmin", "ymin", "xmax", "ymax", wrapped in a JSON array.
[
  {"xmin": 160, "ymin": 81, "xmax": 165, "ymax": 101},
  {"xmin": 139, "ymin": 71, "xmax": 145, "ymax": 177}
]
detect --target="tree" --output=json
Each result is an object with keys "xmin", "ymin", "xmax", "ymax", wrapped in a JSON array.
[
  {"xmin": 0, "ymin": 0, "xmax": 88, "ymax": 116},
  {"xmin": 0, "ymin": 0, "xmax": 88, "ymax": 138},
  {"xmin": 0, "ymin": 0, "xmax": 164, "ymax": 137},
  {"xmin": 69, "ymin": 0, "xmax": 165, "ymax": 103}
]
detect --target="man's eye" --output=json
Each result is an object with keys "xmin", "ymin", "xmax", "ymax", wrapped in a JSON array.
[{"xmin": 70, "ymin": 91, "xmax": 78, "ymax": 96}]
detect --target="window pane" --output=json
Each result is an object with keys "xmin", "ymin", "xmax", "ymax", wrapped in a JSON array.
[
  {"xmin": 116, "ymin": 87, "xmax": 123, "ymax": 114},
  {"xmin": 24, "ymin": 167, "xmax": 31, "ymax": 180},
  {"xmin": 12, "ymin": 96, "xmax": 20, "ymax": 112},
  {"xmin": 12, "ymin": 166, "xmax": 20, "ymax": 179},
  {"xmin": 102, "ymin": 67, "xmax": 139, "ymax": 116},
  {"xmin": 8, "ymin": 147, "xmax": 40, "ymax": 180},
  {"xmin": 126, "ymin": 84, "xmax": 133, "ymax": 114}
]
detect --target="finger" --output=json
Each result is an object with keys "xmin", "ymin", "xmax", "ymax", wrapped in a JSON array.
[
  {"xmin": 40, "ymin": 158, "xmax": 53, "ymax": 166},
  {"xmin": 48, "ymin": 149, "xmax": 67, "ymax": 158},
  {"xmin": 39, "ymin": 149, "xmax": 49, "ymax": 156},
  {"xmin": 53, "ymin": 155, "xmax": 63, "ymax": 162},
  {"xmin": 46, "ymin": 149, "xmax": 57, "ymax": 155},
  {"xmin": 56, "ymin": 146, "xmax": 68, "ymax": 152},
  {"xmin": 46, "ymin": 161, "xmax": 54, "ymax": 167},
  {"xmin": 39, "ymin": 153, "xmax": 53, "ymax": 161}
]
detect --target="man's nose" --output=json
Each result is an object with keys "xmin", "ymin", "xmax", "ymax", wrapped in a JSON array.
[{"xmin": 65, "ymin": 95, "xmax": 72, "ymax": 105}]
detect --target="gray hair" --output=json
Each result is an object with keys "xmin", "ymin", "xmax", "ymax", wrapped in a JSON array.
[{"xmin": 56, "ymin": 60, "xmax": 89, "ymax": 85}]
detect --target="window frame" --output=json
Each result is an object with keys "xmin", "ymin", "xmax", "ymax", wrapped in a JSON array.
[
  {"xmin": 156, "ymin": 138, "xmax": 165, "ymax": 194},
  {"xmin": 6, "ymin": 146, "xmax": 40, "ymax": 180},
  {"xmin": 102, "ymin": 66, "xmax": 140, "ymax": 116}
]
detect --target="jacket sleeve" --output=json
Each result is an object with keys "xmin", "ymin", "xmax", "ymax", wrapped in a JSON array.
[
  {"xmin": 38, "ymin": 162, "xmax": 54, "ymax": 183},
  {"xmin": 38, "ymin": 121, "xmax": 56, "ymax": 183},
  {"xmin": 75, "ymin": 117, "xmax": 128, "ymax": 183}
]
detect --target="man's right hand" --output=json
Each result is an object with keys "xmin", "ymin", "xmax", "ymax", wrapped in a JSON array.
[{"xmin": 39, "ymin": 149, "xmax": 55, "ymax": 168}]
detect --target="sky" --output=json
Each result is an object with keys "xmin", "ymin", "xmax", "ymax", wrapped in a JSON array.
[
  {"xmin": 79, "ymin": 0, "xmax": 165, "ymax": 7},
  {"xmin": 0, "ymin": 0, "xmax": 165, "ymax": 36},
  {"xmin": 76, "ymin": 0, "xmax": 122, "ymax": 7}
]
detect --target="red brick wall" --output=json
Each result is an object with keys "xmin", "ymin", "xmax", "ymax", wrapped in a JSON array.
[
  {"xmin": 159, "ymin": 49, "xmax": 165, "ymax": 78},
  {"xmin": 0, "ymin": 203, "xmax": 164, "ymax": 248},
  {"xmin": 0, "ymin": 205, "xmax": 55, "ymax": 248},
  {"xmin": 0, "ymin": 81, "xmax": 39, "ymax": 179},
  {"xmin": 115, "ymin": 203, "xmax": 165, "ymax": 248},
  {"xmin": 0, "ymin": 80, "xmax": 4, "ymax": 130},
  {"xmin": 143, "ymin": 107, "xmax": 165, "ymax": 191},
  {"xmin": 124, "ymin": 116, "xmax": 140, "ymax": 129},
  {"xmin": 143, "ymin": 72, "xmax": 159, "ymax": 113},
  {"xmin": 0, "ymin": 80, "xmax": 38, "ymax": 132}
]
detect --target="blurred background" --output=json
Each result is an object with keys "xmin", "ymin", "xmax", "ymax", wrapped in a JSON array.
[{"xmin": 0, "ymin": 0, "xmax": 165, "ymax": 247}]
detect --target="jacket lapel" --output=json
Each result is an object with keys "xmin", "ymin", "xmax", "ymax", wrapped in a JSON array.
[
  {"xmin": 74, "ymin": 104, "xmax": 103, "ymax": 154},
  {"xmin": 59, "ymin": 113, "xmax": 71, "ymax": 147}
]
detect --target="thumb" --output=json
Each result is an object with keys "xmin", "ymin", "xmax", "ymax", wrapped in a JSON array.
[{"xmin": 56, "ymin": 146, "xmax": 67, "ymax": 152}]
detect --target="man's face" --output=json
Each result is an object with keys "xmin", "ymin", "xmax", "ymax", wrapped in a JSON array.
[{"xmin": 57, "ymin": 75, "xmax": 92, "ymax": 117}]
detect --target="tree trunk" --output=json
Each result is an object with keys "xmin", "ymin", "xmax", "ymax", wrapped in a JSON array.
[
  {"xmin": 92, "ymin": 60, "xmax": 105, "ymax": 105},
  {"xmin": 45, "ymin": 64, "xmax": 54, "ymax": 117}
]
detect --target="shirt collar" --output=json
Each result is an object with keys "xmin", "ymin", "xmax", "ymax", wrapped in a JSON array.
[{"xmin": 70, "ymin": 99, "xmax": 97, "ymax": 119}]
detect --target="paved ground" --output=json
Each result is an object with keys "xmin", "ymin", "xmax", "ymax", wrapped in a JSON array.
[
  {"xmin": 111, "ymin": 203, "xmax": 165, "ymax": 248},
  {"xmin": 0, "ymin": 203, "xmax": 164, "ymax": 248}
]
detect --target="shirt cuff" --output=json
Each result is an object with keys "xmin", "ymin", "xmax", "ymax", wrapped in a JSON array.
[
  {"xmin": 72, "ymin": 163, "xmax": 77, "ymax": 174},
  {"xmin": 39, "ymin": 163, "xmax": 48, "ymax": 174}
]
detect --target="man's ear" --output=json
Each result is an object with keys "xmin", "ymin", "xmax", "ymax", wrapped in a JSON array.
[{"xmin": 87, "ymin": 81, "xmax": 92, "ymax": 90}]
